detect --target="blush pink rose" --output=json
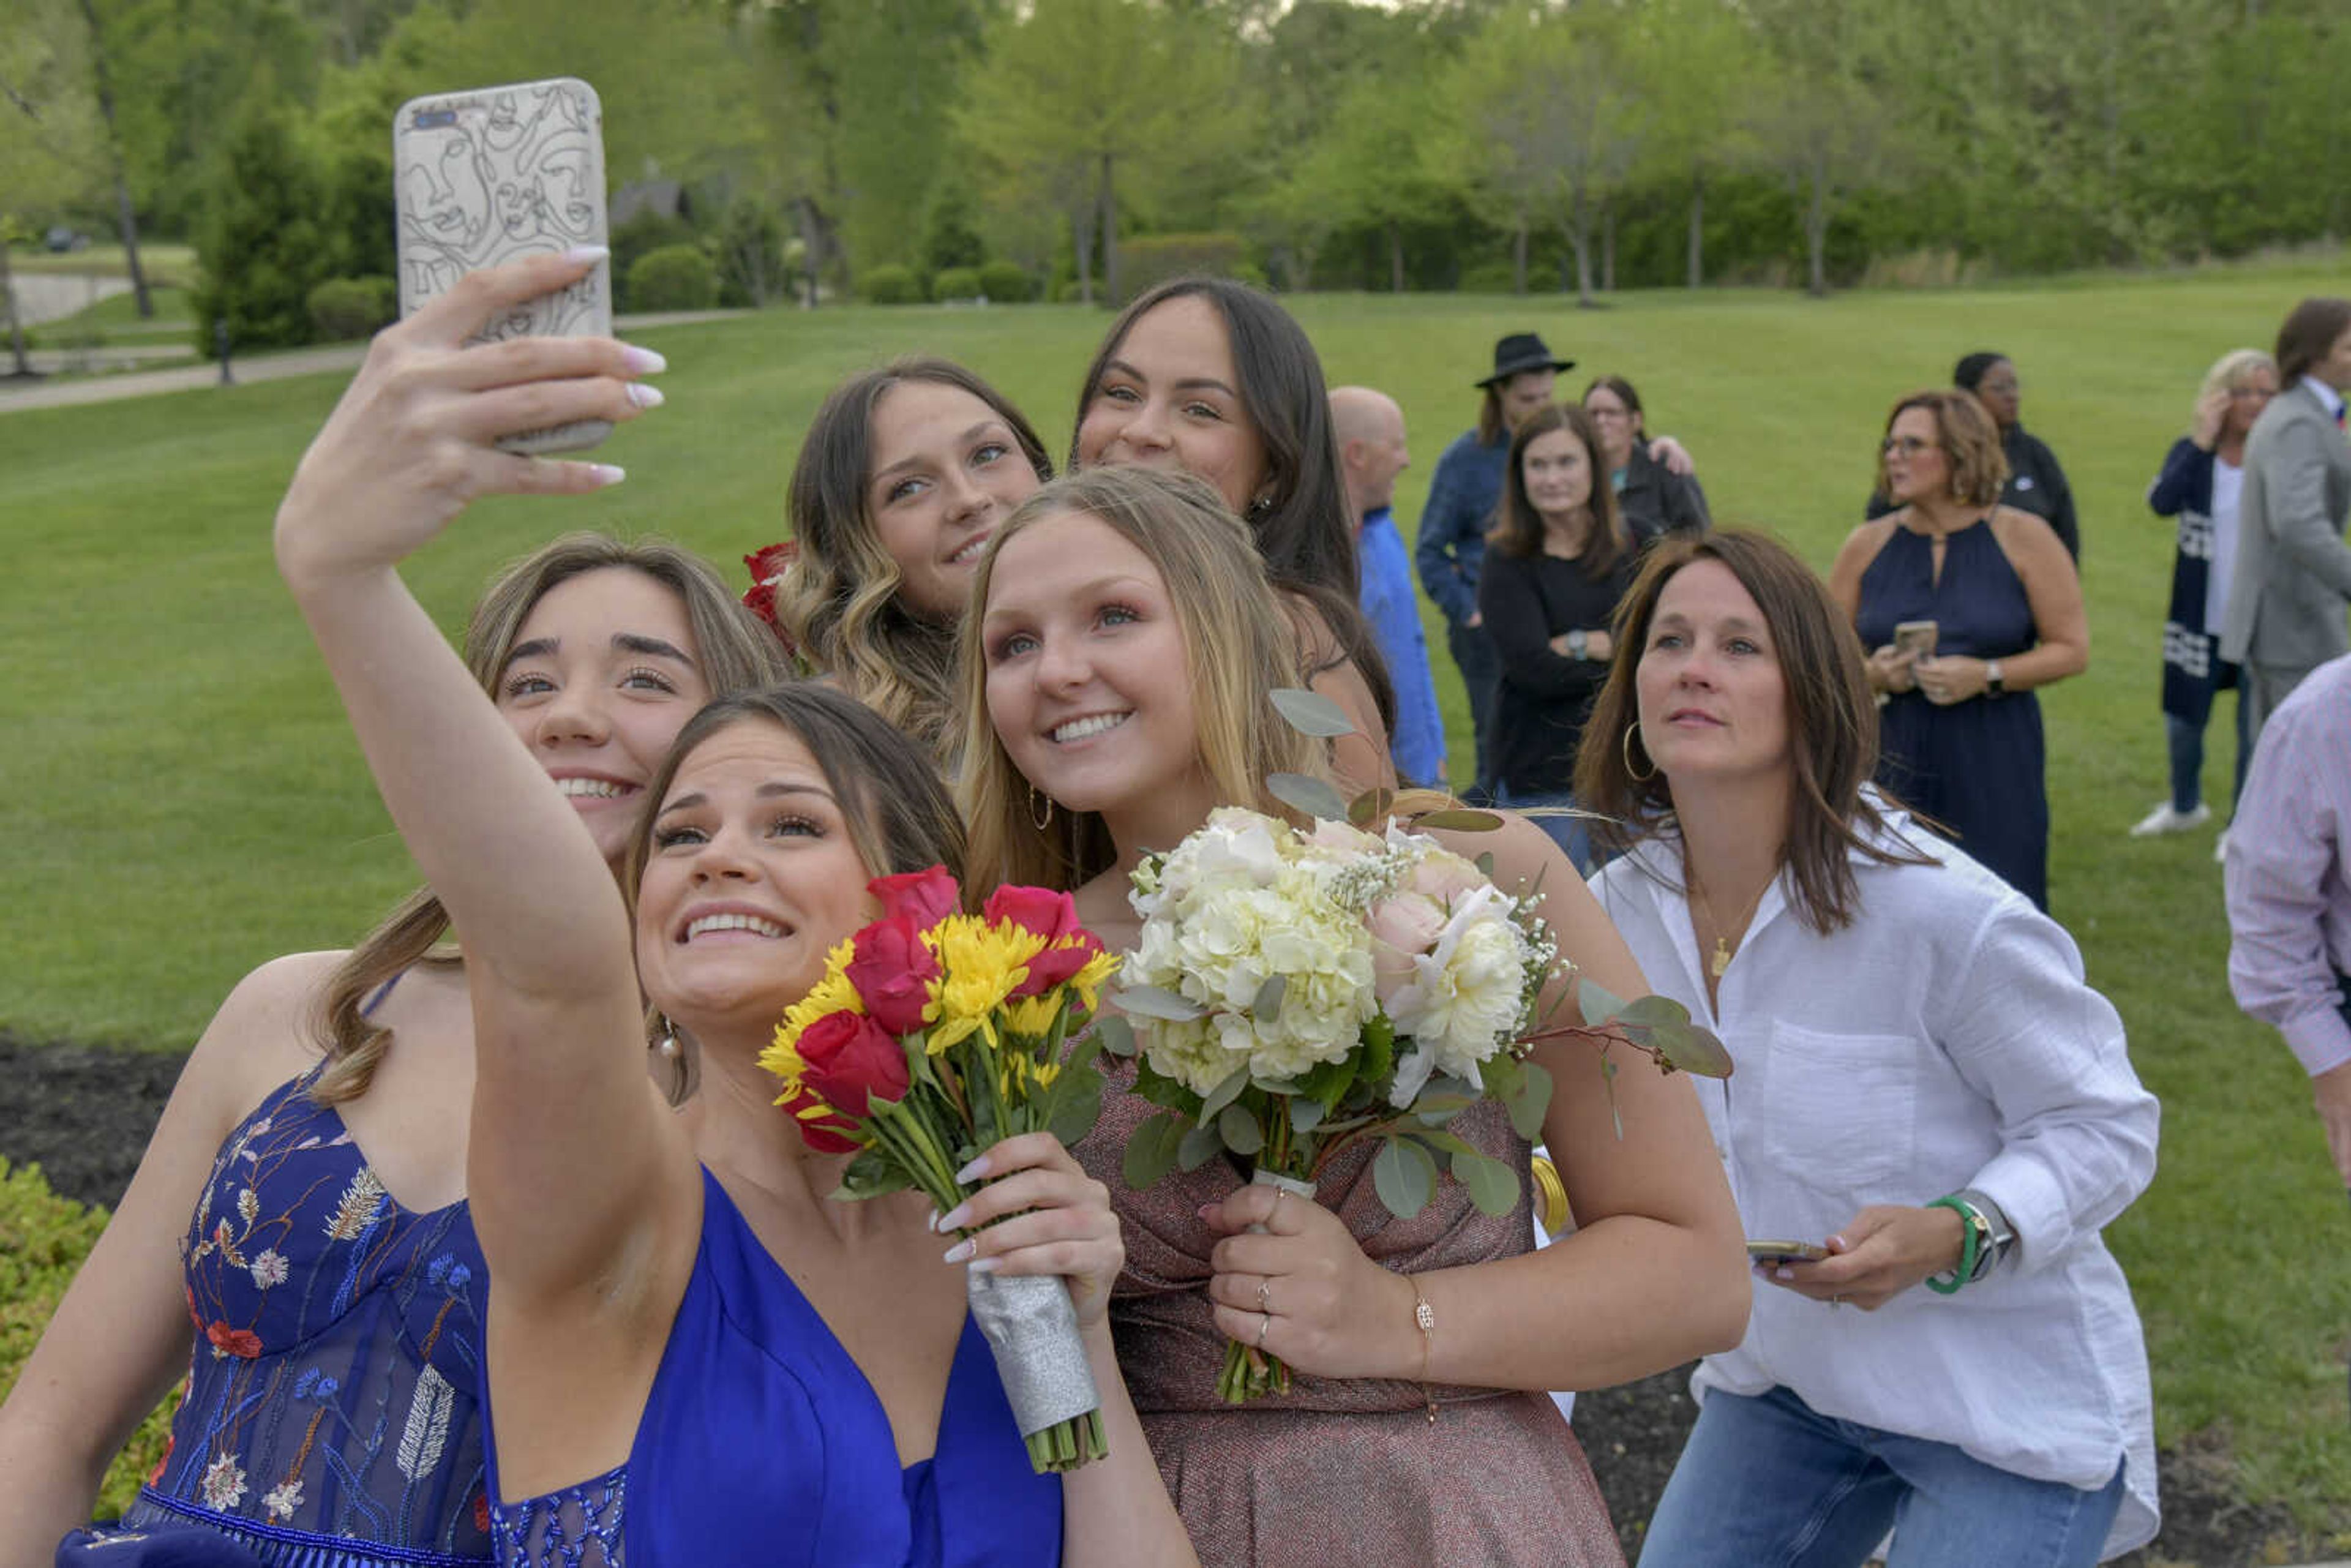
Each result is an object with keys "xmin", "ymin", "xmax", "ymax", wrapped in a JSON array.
[{"xmin": 1367, "ymin": 891, "xmax": 1449, "ymax": 999}]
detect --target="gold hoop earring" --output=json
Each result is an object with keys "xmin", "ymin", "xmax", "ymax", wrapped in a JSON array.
[
  {"xmin": 1622, "ymin": 722, "xmax": 1658, "ymax": 782},
  {"xmin": 1028, "ymin": 783, "xmax": 1056, "ymax": 831}
]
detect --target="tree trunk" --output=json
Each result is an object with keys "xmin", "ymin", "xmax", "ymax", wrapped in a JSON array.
[
  {"xmin": 1570, "ymin": 186, "xmax": 1594, "ymax": 307},
  {"xmin": 1388, "ymin": 221, "xmax": 1404, "ymax": 292},
  {"xmin": 1072, "ymin": 208, "xmax": 1093, "ymax": 307},
  {"xmin": 1601, "ymin": 201, "xmax": 1616, "ymax": 294},
  {"xmin": 1098, "ymin": 151, "xmax": 1118, "ymax": 306},
  {"xmin": 77, "ymin": 0, "xmax": 151, "ymax": 318},
  {"xmin": 2, "ymin": 243, "xmax": 31, "ymax": 377},
  {"xmin": 1512, "ymin": 214, "xmax": 1528, "ymax": 294},
  {"xmin": 1687, "ymin": 170, "xmax": 1705, "ymax": 289},
  {"xmin": 1806, "ymin": 154, "xmax": 1829, "ymax": 298},
  {"xmin": 793, "ymin": 197, "xmax": 830, "ymax": 308}
]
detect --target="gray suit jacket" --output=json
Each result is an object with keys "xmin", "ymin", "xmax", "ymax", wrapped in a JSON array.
[{"xmin": 2221, "ymin": 380, "xmax": 2351, "ymax": 670}]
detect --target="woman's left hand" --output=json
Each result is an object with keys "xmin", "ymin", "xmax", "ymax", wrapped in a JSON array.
[
  {"xmin": 938, "ymin": 1133, "xmax": 1123, "ymax": 1327},
  {"xmin": 1914, "ymin": 654, "xmax": 1988, "ymax": 705},
  {"xmin": 1200, "ymin": 1182, "xmax": 1416, "ymax": 1380},
  {"xmin": 1761, "ymin": 1204, "xmax": 1966, "ymax": 1310}
]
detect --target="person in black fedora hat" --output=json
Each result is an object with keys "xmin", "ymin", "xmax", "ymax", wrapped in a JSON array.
[{"xmin": 1480, "ymin": 331, "xmax": 1575, "ymax": 389}]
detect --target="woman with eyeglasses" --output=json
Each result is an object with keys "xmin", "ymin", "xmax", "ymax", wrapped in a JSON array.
[
  {"xmin": 1868, "ymin": 354, "xmax": 2081, "ymax": 563},
  {"xmin": 1828, "ymin": 391, "xmax": 2088, "ymax": 911},
  {"xmin": 2132, "ymin": 349, "xmax": 2278, "ymax": 847}
]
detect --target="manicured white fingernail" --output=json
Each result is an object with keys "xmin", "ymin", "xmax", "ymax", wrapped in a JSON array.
[
  {"xmin": 937, "ymin": 1204, "xmax": 970, "ymax": 1232},
  {"xmin": 1774, "ymin": 1266, "xmax": 1793, "ymax": 1281},
  {"xmin": 563, "ymin": 244, "xmax": 610, "ymax": 266},
  {"xmin": 1829, "ymin": 1236, "xmax": 1847, "ymax": 1251},
  {"xmin": 968, "ymin": 1256, "xmax": 1000, "ymax": 1274},
  {"xmin": 621, "ymin": 345, "xmax": 667, "ymax": 375},
  {"xmin": 925, "ymin": 1207, "xmax": 942, "ymax": 1233},
  {"xmin": 627, "ymin": 382, "xmax": 665, "ymax": 410},
  {"xmin": 942, "ymin": 1239, "xmax": 974, "ymax": 1264},
  {"xmin": 588, "ymin": 464, "xmax": 626, "ymax": 487},
  {"xmin": 955, "ymin": 1156, "xmax": 991, "ymax": 1184}
]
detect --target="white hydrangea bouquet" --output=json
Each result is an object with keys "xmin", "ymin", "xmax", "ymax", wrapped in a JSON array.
[{"xmin": 1098, "ymin": 693, "xmax": 1729, "ymax": 1403}]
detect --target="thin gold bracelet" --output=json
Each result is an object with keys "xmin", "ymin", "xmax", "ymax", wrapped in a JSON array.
[{"xmin": 1411, "ymin": 1277, "xmax": 1437, "ymax": 1424}]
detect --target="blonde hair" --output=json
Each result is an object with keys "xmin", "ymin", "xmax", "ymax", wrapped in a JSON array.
[
  {"xmin": 2195, "ymin": 347, "xmax": 2278, "ymax": 420},
  {"xmin": 311, "ymin": 533, "xmax": 794, "ymax": 1105},
  {"xmin": 956, "ymin": 467, "xmax": 1324, "ymax": 892}
]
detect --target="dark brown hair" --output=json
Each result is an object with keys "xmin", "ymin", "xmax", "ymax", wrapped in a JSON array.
[
  {"xmin": 1487, "ymin": 403, "xmax": 1629, "ymax": 576},
  {"xmin": 1582, "ymin": 373, "xmax": 1646, "ymax": 433},
  {"xmin": 1874, "ymin": 388, "xmax": 2008, "ymax": 510},
  {"xmin": 776, "ymin": 358, "xmax": 1052, "ymax": 763},
  {"xmin": 1573, "ymin": 530, "xmax": 1930, "ymax": 935},
  {"xmin": 1071, "ymin": 276, "xmax": 1395, "ymax": 731},
  {"xmin": 2276, "ymin": 298, "xmax": 2351, "ymax": 384}
]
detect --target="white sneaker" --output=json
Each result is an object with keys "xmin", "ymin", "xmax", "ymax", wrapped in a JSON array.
[
  {"xmin": 2215, "ymin": 828, "xmax": 2230, "ymax": 865},
  {"xmin": 2130, "ymin": 801, "xmax": 2212, "ymax": 838}
]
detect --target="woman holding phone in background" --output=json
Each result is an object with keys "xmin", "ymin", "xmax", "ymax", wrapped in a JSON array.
[{"xmin": 1579, "ymin": 530, "xmax": 2157, "ymax": 1567}]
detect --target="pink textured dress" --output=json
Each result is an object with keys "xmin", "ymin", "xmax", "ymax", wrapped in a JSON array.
[{"xmin": 1076, "ymin": 1067, "xmax": 1625, "ymax": 1566}]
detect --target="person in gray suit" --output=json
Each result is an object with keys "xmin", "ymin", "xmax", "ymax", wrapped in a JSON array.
[{"xmin": 2221, "ymin": 296, "xmax": 2351, "ymax": 742}]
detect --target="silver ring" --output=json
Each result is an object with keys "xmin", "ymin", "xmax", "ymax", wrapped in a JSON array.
[
  {"xmin": 1255, "ymin": 1311, "xmax": 1272, "ymax": 1348},
  {"xmin": 1257, "ymin": 1279, "xmax": 1272, "ymax": 1314}
]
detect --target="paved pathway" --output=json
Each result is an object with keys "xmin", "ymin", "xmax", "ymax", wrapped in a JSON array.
[
  {"xmin": 0, "ymin": 309, "xmax": 749, "ymax": 416},
  {"xmin": 7, "ymin": 273, "xmax": 134, "ymax": 327}
]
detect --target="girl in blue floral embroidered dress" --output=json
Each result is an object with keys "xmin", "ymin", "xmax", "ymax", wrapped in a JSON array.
[
  {"xmin": 0, "ymin": 370, "xmax": 787, "ymax": 1560},
  {"xmin": 273, "ymin": 252, "xmax": 1194, "ymax": 1568}
]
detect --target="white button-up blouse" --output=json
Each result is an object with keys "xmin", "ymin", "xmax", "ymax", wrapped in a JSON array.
[{"xmin": 1590, "ymin": 814, "xmax": 2160, "ymax": 1559}]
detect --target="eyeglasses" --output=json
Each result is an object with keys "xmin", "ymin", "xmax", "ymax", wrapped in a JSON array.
[
  {"xmin": 1976, "ymin": 378, "xmax": 2021, "ymax": 397},
  {"xmin": 2230, "ymin": 386, "xmax": 2274, "ymax": 401},
  {"xmin": 1881, "ymin": 436, "xmax": 1938, "ymax": 457},
  {"xmin": 1586, "ymin": 407, "xmax": 1632, "ymax": 422}
]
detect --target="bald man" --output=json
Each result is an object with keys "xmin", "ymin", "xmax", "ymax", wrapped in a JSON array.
[{"xmin": 1332, "ymin": 386, "xmax": 1449, "ymax": 789}]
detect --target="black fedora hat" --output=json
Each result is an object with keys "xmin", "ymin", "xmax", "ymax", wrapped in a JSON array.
[{"xmin": 1477, "ymin": 332, "xmax": 1574, "ymax": 388}]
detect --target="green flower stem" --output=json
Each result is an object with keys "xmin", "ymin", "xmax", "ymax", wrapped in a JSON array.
[{"xmin": 1024, "ymin": 1410, "xmax": 1107, "ymax": 1473}]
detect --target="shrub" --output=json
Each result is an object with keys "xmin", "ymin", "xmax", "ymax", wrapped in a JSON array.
[
  {"xmin": 1231, "ymin": 260, "xmax": 1269, "ymax": 290},
  {"xmin": 1458, "ymin": 261, "xmax": 1520, "ymax": 294},
  {"xmin": 977, "ymin": 260, "xmax": 1033, "ymax": 302},
  {"xmin": 715, "ymin": 194, "xmax": 789, "ymax": 307},
  {"xmin": 932, "ymin": 265, "xmax": 983, "ymax": 301},
  {"xmin": 860, "ymin": 264, "xmax": 923, "ymax": 305},
  {"xmin": 1052, "ymin": 278, "xmax": 1092, "ymax": 304},
  {"xmin": 1114, "ymin": 231, "xmax": 1247, "ymax": 303},
  {"xmin": 610, "ymin": 209, "xmax": 698, "ymax": 311},
  {"xmin": 919, "ymin": 182, "xmax": 986, "ymax": 276},
  {"xmin": 306, "ymin": 275, "xmax": 398, "ymax": 340},
  {"xmin": 0, "ymin": 1158, "xmax": 174, "ymax": 1512},
  {"xmin": 626, "ymin": 244, "xmax": 719, "ymax": 313},
  {"xmin": 191, "ymin": 107, "xmax": 330, "ymax": 352}
]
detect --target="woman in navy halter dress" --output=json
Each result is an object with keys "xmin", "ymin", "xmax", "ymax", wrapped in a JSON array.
[
  {"xmin": 274, "ymin": 253, "xmax": 1194, "ymax": 1568},
  {"xmin": 1832, "ymin": 390, "xmax": 2089, "ymax": 913}
]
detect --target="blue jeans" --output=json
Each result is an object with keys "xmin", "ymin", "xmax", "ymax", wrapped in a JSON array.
[
  {"xmin": 1637, "ymin": 1386, "xmax": 2125, "ymax": 1568},
  {"xmin": 1446, "ymin": 616, "xmax": 1500, "ymax": 803},
  {"xmin": 1494, "ymin": 784, "xmax": 1595, "ymax": 874},
  {"xmin": 2165, "ymin": 696, "xmax": 2251, "ymax": 816}
]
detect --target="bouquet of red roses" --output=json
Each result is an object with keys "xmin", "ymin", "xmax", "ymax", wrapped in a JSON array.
[{"xmin": 758, "ymin": 866, "xmax": 1122, "ymax": 1472}]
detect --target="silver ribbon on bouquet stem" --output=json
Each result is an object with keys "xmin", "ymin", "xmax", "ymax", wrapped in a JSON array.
[{"xmin": 967, "ymin": 1269, "xmax": 1100, "ymax": 1439}]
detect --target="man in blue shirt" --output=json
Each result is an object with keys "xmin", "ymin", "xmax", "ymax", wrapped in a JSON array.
[
  {"xmin": 1415, "ymin": 333, "xmax": 1572, "ymax": 804},
  {"xmin": 1333, "ymin": 384, "xmax": 1447, "ymax": 788}
]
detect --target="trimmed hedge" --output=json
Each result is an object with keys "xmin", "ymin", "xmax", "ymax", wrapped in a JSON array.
[
  {"xmin": 931, "ymin": 266, "xmax": 983, "ymax": 302},
  {"xmin": 0, "ymin": 1158, "xmax": 175, "ymax": 1512},
  {"xmin": 625, "ymin": 245, "xmax": 719, "ymax": 313},
  {"xmin": 860, "ymin": 264, "xmax": 923, "ymax": 305},
  {"xmin": 976, "ymin": 261, "xmax": 1033, "ymax": 302},
  {"xmin": 306, "ymin": 276, "xmax": 397, "ymax": 341}
]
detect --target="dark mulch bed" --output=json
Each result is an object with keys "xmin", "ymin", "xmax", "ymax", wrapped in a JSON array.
[{"xmin": 0, "ymin": 1034, "xmax": 2322, "ymax": 1566}]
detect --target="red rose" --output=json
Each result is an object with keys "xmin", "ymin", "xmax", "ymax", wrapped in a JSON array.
[
  {"xmin": 780, "ymin": 1083, "xmax": 863, "ymax": 1154},
  {"xmin": 844, "ymin": 913, "xmax": 939, "ymax": 1036},
  {"xmin": 796, "ymin": 1008, "xmax": 911, "ymax": 1118},
  {"xmin": 742, "ymin": 579, "xmax": 779, "ymax": 627},
  {"xmin": 1018, "ymin": 934, "xmax": 1109, "ymax": 997},
  {"xmin": 984, "ymin": 885, "xmax": 1106, "ymax": 997},
  {"xmin": 744, "ymin": 540, "xmax": 799, "ymax": 583},
  {"xmin": 206, "ymin": 1321, "xmax": 263, "ymax": 1359},
  {"xmin": 869, "ymin": 866, "xmax": 961, "ymax": 926}
]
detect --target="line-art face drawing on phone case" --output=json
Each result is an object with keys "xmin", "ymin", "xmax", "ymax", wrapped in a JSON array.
[{"xmin": 396, "ymin": 80, "xmax": 605, "ymax": 343}]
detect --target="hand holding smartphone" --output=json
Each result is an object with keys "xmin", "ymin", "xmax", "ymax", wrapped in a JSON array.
[
  {"xmin": 393, "ymin": 77, "xmax": 612, "ymax": 454},
  {"xmin": 1893, "ymin": 620, "xmax": 1938, "ymax": 662},
  {"xmin": 1746, "ymin": 1239, "xmax": 1831, "ymax": 1266}
]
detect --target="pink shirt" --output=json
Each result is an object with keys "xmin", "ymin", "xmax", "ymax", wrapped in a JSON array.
[{"xmin": 2226, "ymin": 651, "xmax": 2351, "ymax": 1075}]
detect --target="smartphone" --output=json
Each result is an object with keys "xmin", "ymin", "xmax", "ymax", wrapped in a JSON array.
[
  {"xmin": 1893, "ymin": 619, "xmax": 1938, "ymax": 661},
  {"xmin": 1746, "ymin": 1239, "xmax": 1830, "ymax": 1265},
  {"xmin": 393, "ymin": 77, "xmax": 612, "ymax": 454}
]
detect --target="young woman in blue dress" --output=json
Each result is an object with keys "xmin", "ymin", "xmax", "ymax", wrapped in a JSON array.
[
  {"xmin": 271, "ymin": 250, "xmax": 1194, "ymax": 1567},
  {"xmin": 0, "ymin": 406, "xmax": 787, "ymax": 1557}
]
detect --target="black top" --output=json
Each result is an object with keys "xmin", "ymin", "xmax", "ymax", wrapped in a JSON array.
[
  {"xmin": 1616, "ymin": 444, "xmax": 1711, "ymax": 544},
  {"xmin": 1477, "ymin": 543, "xmax": 1641, "ymax": 795},
  {"xmin": 1867, "ymin": 422, "xmax": 2080, "ymax": 560}
]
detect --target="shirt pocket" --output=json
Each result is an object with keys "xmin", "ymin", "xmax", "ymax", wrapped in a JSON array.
[{"xmin": 1757, "ymin": 1021, "xmax": 1918, "ymax": 1201}]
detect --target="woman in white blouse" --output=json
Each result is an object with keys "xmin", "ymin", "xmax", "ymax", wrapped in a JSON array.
[{"xmin": 1573, "ymin": 530, "xmax": 2159, "ymax": 1566}]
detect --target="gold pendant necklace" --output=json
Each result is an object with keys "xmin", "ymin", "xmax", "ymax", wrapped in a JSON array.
[{"xmin": 1690, "ymin": 866, "xmax": 1771, "ymax": 980}]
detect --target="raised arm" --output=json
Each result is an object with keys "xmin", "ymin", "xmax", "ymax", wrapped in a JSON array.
[{"xmin": 270, "ymin": 252, "xmax": 692, "ymax": 1308}]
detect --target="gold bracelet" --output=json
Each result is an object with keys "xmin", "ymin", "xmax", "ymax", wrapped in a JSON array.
[{"xmin": 1411, "ymin": 1277, "xmax": 1437, "ymax": 1424}]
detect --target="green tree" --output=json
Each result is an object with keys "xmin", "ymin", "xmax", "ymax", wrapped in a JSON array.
[
  {"xmin": 1625, "ymin": 0, "xmax": 1761, "ymax": 288},
  {"xmin": 1286, "ymin": 70, "xmax": 1457, "ymax": 293},
  {"xmin": 1, "ymin": 0, "xmax": 106, "ymax": 372},
  {"xmin": 1742, "ymin": 0, "xmax": 1905, "ymax": 294},
  {"xmin": 191, "ymin": 102, "xmax": 328, "ymax": 348}
]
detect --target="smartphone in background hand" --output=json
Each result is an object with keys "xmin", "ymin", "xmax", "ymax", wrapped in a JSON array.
[
  {"xmin": 393, "ymin": 77, "xmax": 611, "ymax": 454},
  {"xmin": 1893, "ymin": 620, "xmax": 1938, "ymax": 661},
  {"xmin": 1746, "ymin": 1239, "xmax": 1831, "ymax": 1266}
]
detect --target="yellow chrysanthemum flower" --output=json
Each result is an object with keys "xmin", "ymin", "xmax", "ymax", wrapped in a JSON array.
[
  {"xmin": 759, "ymin": 939, "xmax": 864, "ymax": 1084},
  {"xmin": 1002, "ymin": 994, "xmax": 1064, "ymax": 1039},
  {"xmin": 924, "ymin": 916, "xmax": 1044, "ymax": 1054},
  {"xmin": 1065, "ymin": 948, "xmax": 1124, "ymax": 1013}
]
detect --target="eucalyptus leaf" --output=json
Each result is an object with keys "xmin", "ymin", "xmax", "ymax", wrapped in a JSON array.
[
  {"xmin": 1452, "ymin": 1150, "xmax": 1523, "ymax": 1216},
  {"xmin": 1616, "ymin": 994, "xmax": 1690, "ymax": 1029},
  {"xmin": 1577, "ymin": 977, "xmax": 1627, "ymax": 1028},
  {"xmin": 1406, "ymin": 1127, "xmax": 1479, "ymax": 1160},
  {"xmin": 1199, "ymin": 1064, "xmax": 1253, "ymax": 1124},
  {"xmin": 1122, "ymin": 1113, "xmax": 1186, "ymax": 1190},
  {"xmin": 1217, "ymin": 1101, "xmax": 1265, "ymax": 1156},
  {"xmin": 1048, "ymin": 1068, "xmax": 1105, "ymax": 1146},
  {"xmin": 1093, "ymin": 1014, "xmax": 1138, "ymax": 1058},
  {"xmin": 1348, "ymin": 786, "xmax": 1397, "ymax": 827},
  {"xmin": 1507, "ymin": 1060, "xmax": 1554, "ymax": 1141},
  {"xmin": 1653, "ymin": 1021, "xmax": 1736, "ymax": 1079},
  {"xmin": 1178, "ymin": 1120, "xmax": 1227, "ymax": 1171},
  {"xmin": 1410, "ymin": 809, "xmax": 1504, "ymax": 832},
  {"xmin": 1267, "ymin": 772, "xmax": 1350, "ymax": 822},
  {"xmin": 1269, "ymin": 686, "xmax": 1360, "ymax": 738},
  {"xmin": 1475, "ymin": 850, "xmax": 1496, "ymax": 879},
  {"xmin": 1372, "ymin": 1135, "xmax": 1438, "ymax": 1220},
  {"xmin": 1252, "ymin": 972, "xmax": 1288, "ymax": 1022},
  {"xmin": 1288, "ymin": 1097, "xmax": 1325, "ymax": 1134},
  {"xmin": 1116, "ymin": 983, "xmax": 1208, "ymax": 1022}
]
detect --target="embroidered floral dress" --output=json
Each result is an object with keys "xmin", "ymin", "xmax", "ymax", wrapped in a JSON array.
[{"xmin": 93, "ymin": 1062, "xmax": 494, "ymax": 1565}]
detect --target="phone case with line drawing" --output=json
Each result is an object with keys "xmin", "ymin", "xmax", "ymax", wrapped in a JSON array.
[{"xmin": 394, "ymin": 77, "xmax": 612, "ymax": 454}]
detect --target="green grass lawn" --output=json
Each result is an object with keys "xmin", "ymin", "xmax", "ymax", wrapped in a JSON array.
[
  {"xmin": 25, "ymin": 285, "xmax": 196, "ymax": 343},
  {"xmin": 9, "ymin": 244, "xmax": 197, "ymax": 288},
  {"xmin": 6, "ymin": 274, "xmax": 2351, "ymax": 1539}
]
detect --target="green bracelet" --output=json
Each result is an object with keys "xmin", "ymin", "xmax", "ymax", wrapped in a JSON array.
[{"xmin": 1924, "ymin": 1196, "xmax": 1980, "ymax": 1296}]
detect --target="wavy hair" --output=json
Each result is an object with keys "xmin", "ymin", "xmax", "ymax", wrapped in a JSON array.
[
  {"xmin": 2195, "ymin": 347, "xmax": 2278, "ymax": 421},
  {"xmin": 1486, "ymin": 402, "xmax": 1629, "ymax": 577},
  {"xmin": 957, "ymin": 467, "xmax": 1323, "ymax": 893},
  {"xmin": 773, "ymin": 358, "xmax": 1053, "ymax": 765},
  {"xmin": 310, "ymin": 534, "xmax": 793, "ymax": 1106},
  {"xmin": 1874, "ymin": 388, "xmax": 2008, "ymax": 510}
]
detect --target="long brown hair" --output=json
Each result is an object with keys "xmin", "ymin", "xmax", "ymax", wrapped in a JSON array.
[
  {"xmin": 1573, "ymin": 530, "xmax": 1928, "ymax": 935},
  {"xmin": 310, "ymin": 535, "xmax": 793, "ymax": 1105},
  {"xmin": 1486, "ymin": 402, "xmax": 1629, "ymax": 576},
  {"xmin": 773, "ymin": 358, "xmax": 1052, "ymax": 766},
  {"xmin": 2276, "ymin": 297, "xmax": 2351, "ymax": 384}
]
